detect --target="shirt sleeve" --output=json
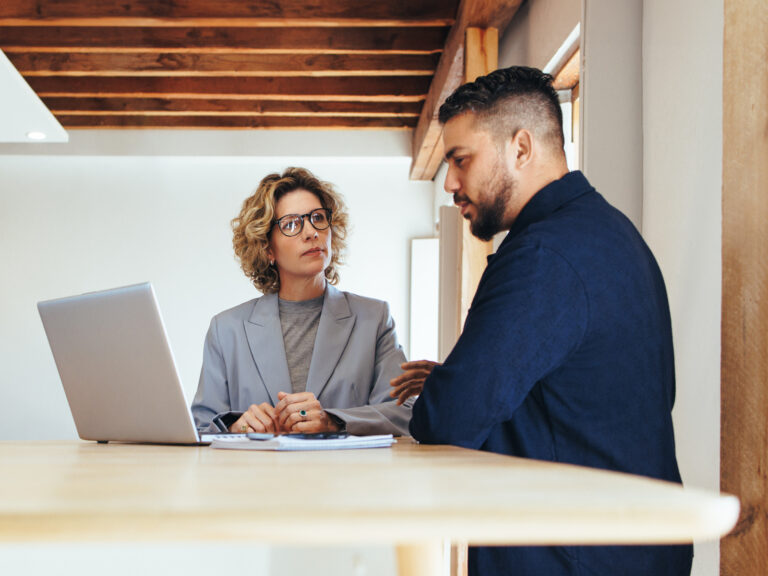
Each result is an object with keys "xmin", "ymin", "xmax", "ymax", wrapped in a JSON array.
[
  {"xmin": 410, "ymin": 241, "xmax": 589, "ymax": 449},
  {"xmin": 191, "ymin": 316, "xmax": 238, "ymax": 433},
  {"xmin": 325, "ymin": 300, "xmax": 413, "ymax": 436}
]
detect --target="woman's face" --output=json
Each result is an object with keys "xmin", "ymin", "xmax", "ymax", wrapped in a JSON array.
[{"xmin": 268, "ymin": 189, "xmax": 332, "ymax": 286}]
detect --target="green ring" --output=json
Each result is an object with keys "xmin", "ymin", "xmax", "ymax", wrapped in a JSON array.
[{"xmin": 299, "ymin": 409, "xmax": 308, "ymax": 417}]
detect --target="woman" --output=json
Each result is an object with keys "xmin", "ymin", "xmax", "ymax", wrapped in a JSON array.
[{"xmin": 192, "ymin": 167, "xmax": 411, "ymax": 436}]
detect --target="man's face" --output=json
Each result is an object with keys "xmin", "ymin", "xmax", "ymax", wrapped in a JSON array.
[{"xmin": 442, "ymin": 112, "xmax": 518, "ymax": 241}]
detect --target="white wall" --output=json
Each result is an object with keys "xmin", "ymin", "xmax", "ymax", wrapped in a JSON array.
[
  {"xmin": 499, "ymin": 0, "xmax": 581, "ymax": 70},
  {"xmin": 0, "ymin": 543, "xmax": 397, "ymax": 576},
  {"xmin": 0, "ymin": 130, "xmax": 433, "ymax": 442},
  {"xmin": 643, "ymin": 1, "xmax": 723, "ymax": 574},
  {"xmin": 581, "ymin": 0, "xmax": 644, "ymax": 228},
  {"xmin": 0, "ymin": 129, "xmax": 430, "ymax": 576}
]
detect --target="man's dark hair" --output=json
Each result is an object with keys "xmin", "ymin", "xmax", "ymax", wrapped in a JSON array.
[{"xmin": 439, "ymin": 66, "xmax": 564, "ymax": 151}]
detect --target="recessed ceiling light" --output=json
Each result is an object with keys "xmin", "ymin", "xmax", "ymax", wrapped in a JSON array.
[{"xmin": 26, "ymin": 131, "xmax": 47, "ymax": 140}]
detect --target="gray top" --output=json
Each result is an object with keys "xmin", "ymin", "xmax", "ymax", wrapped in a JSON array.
[{"xmin": 278, "ymin": 294, "xmax": 324, "ymax": 394}]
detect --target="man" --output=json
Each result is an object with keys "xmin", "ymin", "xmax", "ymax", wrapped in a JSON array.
[{"xmin": 390, "ymin": 67, "xmax": 692, "ymax": 575}]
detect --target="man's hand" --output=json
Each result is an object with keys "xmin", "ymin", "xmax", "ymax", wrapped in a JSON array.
[{"xmin": 389, "ymin": 360, "xmax": 440, "ymax": 405}]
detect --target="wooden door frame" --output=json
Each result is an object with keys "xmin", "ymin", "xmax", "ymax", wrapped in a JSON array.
[{"xmin": 720, "ymin": 0, "xmax": 768, "ymax": 573}]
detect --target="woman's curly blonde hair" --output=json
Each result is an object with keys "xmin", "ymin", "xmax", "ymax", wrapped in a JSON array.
[{"xmin": 232, "ymin": 167, "xmax": 349, "ymax": 294}]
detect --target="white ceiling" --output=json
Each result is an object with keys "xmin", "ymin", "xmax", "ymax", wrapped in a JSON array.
[{"xmin": 0, "ymin": 50, "xmax": 68, "ymax": 144}]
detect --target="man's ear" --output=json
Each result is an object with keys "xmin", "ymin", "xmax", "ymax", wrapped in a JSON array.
[{"xmin": 510, "ymin": 129, "xmax": 533, "ymax": 169}]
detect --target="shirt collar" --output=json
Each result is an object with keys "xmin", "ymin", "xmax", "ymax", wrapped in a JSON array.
[{"xmin": 503, "ymin": 170, "xmax": 593, "ymax": 243}]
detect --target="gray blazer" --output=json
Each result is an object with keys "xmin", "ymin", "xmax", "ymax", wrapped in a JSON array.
[{"xmin": 191, "ymin": 285, "xmax": 412, "ymax": 435}]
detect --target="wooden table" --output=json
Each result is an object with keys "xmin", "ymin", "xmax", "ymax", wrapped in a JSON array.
[{"xmin": 0, "ymin": 441, "xmax": 739, "ymax": 575}]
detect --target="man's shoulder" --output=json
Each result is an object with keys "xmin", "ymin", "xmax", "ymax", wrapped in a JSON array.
[
  {"xmin": 493, "ymin": 187, "xmax": 661, "ymax": 309},
  {"xmin": 490, "ymin": 192, "xmax": 650, "ymax": 294},
  {"xmin": 509, "ymin": 191, "xmax": 638, "ymax": 253}
]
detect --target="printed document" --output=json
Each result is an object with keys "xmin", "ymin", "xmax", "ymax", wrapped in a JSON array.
[{"xmin": 210, "ymin": 434, "xmax": 395, "ymax": 451}]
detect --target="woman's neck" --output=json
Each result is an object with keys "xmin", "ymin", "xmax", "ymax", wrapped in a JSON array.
[{"xmin": 278, "ymin": 275, "xmax": 326, "ymax": 301}]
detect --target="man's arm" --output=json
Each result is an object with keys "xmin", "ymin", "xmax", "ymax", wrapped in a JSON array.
[{"xmin": 410, "ymin": 242, "xmax": 589, "ymax": 449}]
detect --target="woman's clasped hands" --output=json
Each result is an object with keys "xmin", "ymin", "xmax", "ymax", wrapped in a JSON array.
[{"xmin": 229, "ymin": 391, "xmax": 341, "ymax": 434}]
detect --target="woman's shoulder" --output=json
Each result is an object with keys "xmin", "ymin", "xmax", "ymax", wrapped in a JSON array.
[
  {"xmin": 332, "ymin": 287, "xmax": 390, "ymax": 317},
  {"xmin": 210, "ymin": 295, "xmax": 263, "ymax": 326}
]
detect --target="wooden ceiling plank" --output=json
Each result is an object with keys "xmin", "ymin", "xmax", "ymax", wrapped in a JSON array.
[
  {"xmin": 0, "ymin": 26, "xmax": 448, "ymax": 54},
  {"xmin": 9, "ymin": 52, "xmax": 440, "ymax": 76},
  {"xmin": 0, "ymin": 0, "xmax": 458, "ymax": 27},
  {"xmin": 39, "ymin": 93, "xmax": 426, "ymax": 103},
  {"xmin": 409, "ymin": 0, "xmax": 524, "ymax": 180},
  {"xmin": 54, "ymin": 111, "xmax": 421, "ymax": 118},
  {"xmin": 55, "ymin": 115, "xmax": 418, "ymax": 129},
  {"xmin": 0, "ymin": 18, "xmax": 452, "ymax": 28},
  {"xmin": 28, "ymin": 75, "xmax": 431, "ymax": 102},
  {"xmin": 55, "ymin": 110, "xmax": 420, "ymax": 118},
  {"xmin": 42, "ymin": 97, "xmax": 422, "ymax": 117}
]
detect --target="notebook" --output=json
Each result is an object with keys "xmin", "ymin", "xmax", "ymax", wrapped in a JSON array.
[
  {"xmin": 38, "ymin": 282, "xmax": 215, "ymax": 445},
  {"xmin": 210, "ymin": 433, "xmax": 396, "ymax": 451}
]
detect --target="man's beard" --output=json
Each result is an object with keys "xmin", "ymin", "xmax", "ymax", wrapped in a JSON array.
[{"xmin": 468, "ymin": 165, "xmax": 516, "ymax": 241}]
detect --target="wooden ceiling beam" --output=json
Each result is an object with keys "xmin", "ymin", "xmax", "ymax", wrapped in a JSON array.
[
  {"xmin": 42, "ymin": 97, "xmax": 422, "ymax": 117},
  {"xmin": 0, "ymin": 0, "xmax": 456, "ymax": 27},
  {"xmin": 1, "ymin": 1, "xmax": 459, "ymax": 131},
  {"xmin": 552, "ymin": 49, "xmax": 580, "ymax": 91},
  {"xmin": 55, "ymin": 115, "xmax": 417, "ymax": 129},
  {"xmin": 409, "ymin": 41, "xmax": 463, "ymax": 180},
  {"xmin": 28, "ymin": 76, "xmax": 430, "ymax": 101},
  {"xmin": 409, "ymin": 0, "xmax": 524, "ymax": 180},
  {"xmin": 0, "ymin": 26, "xmax": 447, "ymax": 54},
  {"xmin": 9, "ymin": 52, "xmax": 439, "ymax": 77}
]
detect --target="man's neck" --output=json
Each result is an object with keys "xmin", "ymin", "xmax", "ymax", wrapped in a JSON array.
[
  {"xmin": 504, "ymin": 159, "xmax": 569, "ymax": 229},
  {"xmin": 528, "ymin": 157, "xmax": 569, "ymax": 197}
]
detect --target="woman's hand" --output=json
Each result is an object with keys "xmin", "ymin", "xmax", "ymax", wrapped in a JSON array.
[
  {"xmin": 389, "ymin": 360, "xmax": 440, "ymax": 405},
  {"xmin": 229, "ymin": 403, "xmax": 280, "ymax": 434},
  {"xmin": 275, "ymin": 391, "xmax": 340, "ymax": 434}
]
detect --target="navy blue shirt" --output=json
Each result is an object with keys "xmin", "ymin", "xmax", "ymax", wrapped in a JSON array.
[{"xmin": 410, "ymin": 171, "xmax": 692, "ymax": 575}]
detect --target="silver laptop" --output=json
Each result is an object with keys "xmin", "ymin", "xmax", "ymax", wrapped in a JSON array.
[{"xmin": 38, "ymin": 282, "xmax": 213, "ymax": 445}]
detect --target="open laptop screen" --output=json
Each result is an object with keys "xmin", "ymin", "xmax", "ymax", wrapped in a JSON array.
[{"xmin": 38, "ymin": 283, "xmax": 203, "ymax": 444}]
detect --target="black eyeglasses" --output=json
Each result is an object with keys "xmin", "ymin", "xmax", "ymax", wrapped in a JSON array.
[{"xmin": 273, "ymin": 208, "xmax": 332, "ymax": 237}]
